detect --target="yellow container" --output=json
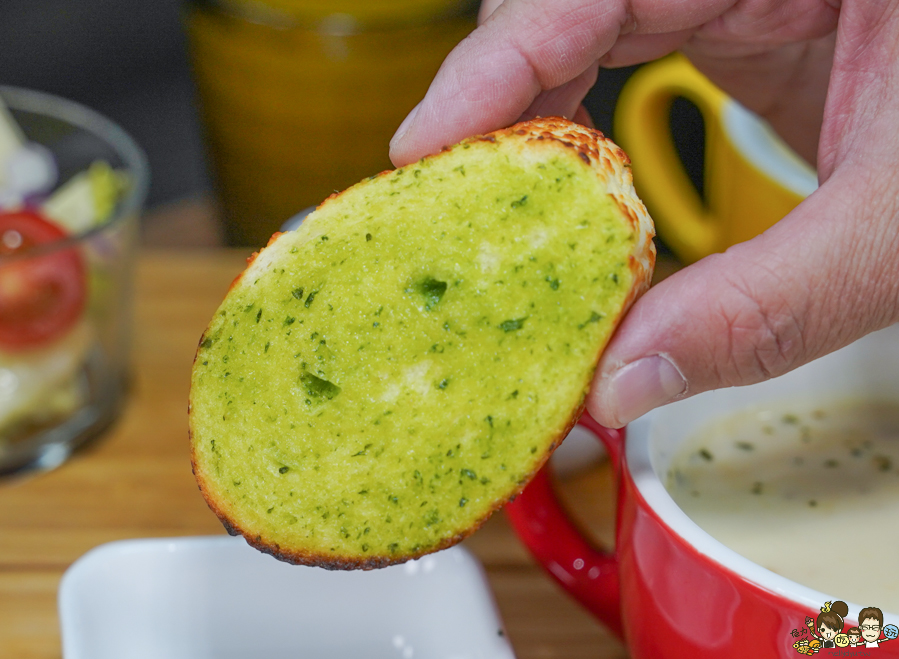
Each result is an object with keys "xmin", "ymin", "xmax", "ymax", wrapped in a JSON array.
[
  {"xmin": 614, "ymin": 54, "xmax": 818, "ymax": 264},
  {"xmin": 186, "ymin": 0, "xmax": 476, "ymax": 245}
]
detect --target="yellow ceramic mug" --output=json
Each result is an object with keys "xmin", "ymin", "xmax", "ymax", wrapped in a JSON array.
[{"xmin": 614, "ymin": 54, "xmax": 818, "ymax": 264}]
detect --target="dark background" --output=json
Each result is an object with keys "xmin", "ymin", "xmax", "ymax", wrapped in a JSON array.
[
  {"xmin": 0, "ymin": 0, "xmax": 703, "ymax": 229},
  {"xmin": 0, "ymin": 0, "xmax": 210, "ymax": 209}
]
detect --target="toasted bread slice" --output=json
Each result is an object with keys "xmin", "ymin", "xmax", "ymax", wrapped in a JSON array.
[{"xmin": 189, "ymin": 117, "xmax": 655, "ymax": 569}]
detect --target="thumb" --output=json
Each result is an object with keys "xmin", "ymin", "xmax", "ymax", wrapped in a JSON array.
[{"xmin": 586, "ymin": 170, "xmax": 899, "ymax": 428}]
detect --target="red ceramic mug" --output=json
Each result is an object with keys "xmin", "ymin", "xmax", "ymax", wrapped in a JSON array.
[{"xmin": 506, "ymin": 327, "xmax": 899, "ymax": 657}]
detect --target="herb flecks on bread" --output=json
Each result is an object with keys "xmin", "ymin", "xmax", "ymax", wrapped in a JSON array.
[{"xmin": 189, "ymin": 117, "xmax": 655, "ymax": 569}]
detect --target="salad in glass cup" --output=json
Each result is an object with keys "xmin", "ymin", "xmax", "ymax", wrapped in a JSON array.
[{"xmin": 0, "ymin": 88, "xmax": 147, "ymax": 475}]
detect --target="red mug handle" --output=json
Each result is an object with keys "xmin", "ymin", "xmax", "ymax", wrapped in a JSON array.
[{"xmin": 504, "ymin": 411, "xmax": 624, "ymax": 638}]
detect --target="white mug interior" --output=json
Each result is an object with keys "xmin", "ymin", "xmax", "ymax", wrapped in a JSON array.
[
  {"xmin": 626, "ymin": 323, "xmax": 899, "ymax": 620},
  {"xmin": 722, "ymin": 99, "xmax": 819, "ymax": 199}
]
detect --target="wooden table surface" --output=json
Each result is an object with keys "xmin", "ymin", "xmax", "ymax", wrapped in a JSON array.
[{"xmin": 0, "ymin": 248, "xmax": 631, "ymax": 659}]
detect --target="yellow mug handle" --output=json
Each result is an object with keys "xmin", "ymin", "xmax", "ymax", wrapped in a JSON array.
[{"xmin": 614, "ymin": 54, "xmax": 728, "ymax": 264}]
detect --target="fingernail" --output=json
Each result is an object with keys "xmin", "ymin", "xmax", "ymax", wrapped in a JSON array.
[
  {"xmin": 608, "ymin": 355, "xmax": 686, "ymax": 425},
  {"xmin": 390, "ymin": 101, "xmax": 422, "ymax": 150}
]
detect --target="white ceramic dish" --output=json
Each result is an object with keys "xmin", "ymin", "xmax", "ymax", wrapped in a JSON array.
[{"xmin": 59, "ymin": 536, "xmax": 516, "ymax": 659}]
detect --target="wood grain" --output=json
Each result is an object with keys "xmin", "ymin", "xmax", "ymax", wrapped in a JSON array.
[{"xmin": 0, "ymin": 248, "xmax": 635, "ymax": 659}]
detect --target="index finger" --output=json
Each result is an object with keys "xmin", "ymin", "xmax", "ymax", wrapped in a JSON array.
[{"xmin": 388, "ymin": 0, "xmax": 731, "ymax": 165}]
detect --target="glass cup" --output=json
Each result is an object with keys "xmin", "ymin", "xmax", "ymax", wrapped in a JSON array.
[
  {"xmin": 0, "ymin": 86, "xmax": 149, "ymax": 476},
  {"xmin": 185, "ymin": 0, "xmax": 478, "ymax": 246}
]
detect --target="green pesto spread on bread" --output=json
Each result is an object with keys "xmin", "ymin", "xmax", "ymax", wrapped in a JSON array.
[{"xmin": 189, "ymin": 117, "xmax": 655, "ymax": 569}]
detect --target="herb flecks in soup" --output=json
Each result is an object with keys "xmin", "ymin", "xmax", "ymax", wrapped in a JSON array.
[{"xmin": 666, "ymin": 399, "xmax": 899, "ymax": 612}]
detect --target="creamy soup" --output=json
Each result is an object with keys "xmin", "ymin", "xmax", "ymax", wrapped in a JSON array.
[{"xmin": 666, "ymin": 399, "xmax": 899, "ymax": 613}]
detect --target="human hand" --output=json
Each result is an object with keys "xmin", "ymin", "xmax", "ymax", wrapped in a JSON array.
[
  {"xmin": 471, "ymin": 0, "xmax": 835, "ymax": 166},
  {"xmin": 390, "ymin": 0, "xmax": 899, "ymax": 429},
  {"xmin": 390, "ymin": 0, "xmax": 838, "ymax": 167}
]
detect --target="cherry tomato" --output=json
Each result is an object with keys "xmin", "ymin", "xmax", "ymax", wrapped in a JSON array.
[{"xmin": 0, "ymin": 209, "xmax": 86, "ymax": 351}]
